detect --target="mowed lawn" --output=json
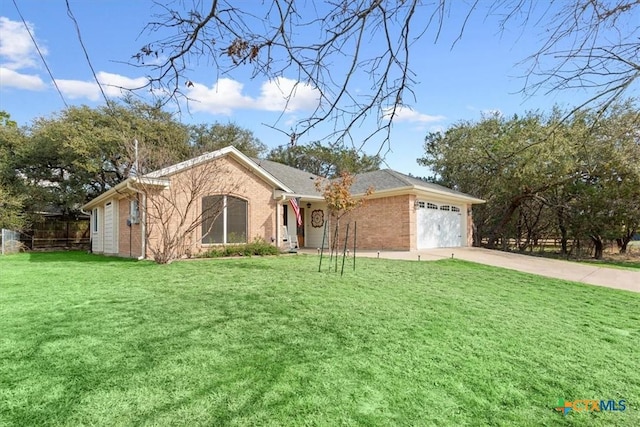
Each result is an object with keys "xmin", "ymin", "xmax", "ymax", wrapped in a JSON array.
[{"xmin": 1, "ymin": 253, "xmax": 638, "ymax": 426}]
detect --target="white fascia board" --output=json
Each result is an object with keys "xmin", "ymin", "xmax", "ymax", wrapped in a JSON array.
[
  {"xmin": 131, "ymin": 176, "xmax": 171, "ymax": 187},
  {"xmin": 413, "ymin": 185, "xmax": 485, "ymax": 204},
  {"xmin": 352, "ymin": 185, "xmax": 485, "ymax": 204},
  {"xmin": 273, "ymin": 190, "xmax": 324, "ymax": 201},
  {"xmin": 81, "ymin": 179, "xmax": 132, "ymax": 211}
]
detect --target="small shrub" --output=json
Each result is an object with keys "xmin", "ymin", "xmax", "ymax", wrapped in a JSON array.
[{"xmin": 197, "ymin": 237, "xmax": 280, "ymax": 258}]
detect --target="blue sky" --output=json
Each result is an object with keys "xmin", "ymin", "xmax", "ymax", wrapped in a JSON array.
[{"xmin": 0, "ymin": 1, "xmax": 596, "ymax": 176}]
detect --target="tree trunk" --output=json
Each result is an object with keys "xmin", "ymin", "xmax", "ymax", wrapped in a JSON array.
[
  {"xmin": 590, "ymin": 235, "xmax": 604, "ymax": 260},
  {"xmin": 616, "ymin": 228, "xmax": 635, "ymax": 254},
  {"xmin": 559, "ymin": 225, "xmax": 568, "ymax": 255},
  {"xmin": 557, "ymin": 208, "xmax": 568, "ymax": 255},
  {"xmin": 486, "ymin": 196, "xmax": 525, "ymax": 250}
]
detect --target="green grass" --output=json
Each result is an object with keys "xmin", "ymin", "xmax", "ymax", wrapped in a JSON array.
[
  {"xmin": 516, "ymin": 247, "xmax": 640, "ymax": 271},
  {"xmin": 1, "ymin": 252, "xmax": 638, "ymax": 426},
  {"xmin": 576, "ymin": 259, "xmax": 640, "ymax": 271}
]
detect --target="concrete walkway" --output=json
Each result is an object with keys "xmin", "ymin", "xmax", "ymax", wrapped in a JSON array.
[{"xmin": 303, "ymin": 247, "xmax": 640, "ymax": 293}]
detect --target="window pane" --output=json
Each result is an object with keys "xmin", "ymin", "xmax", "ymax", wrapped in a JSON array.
[
  {"xmin": 227, "ymin": 196, "xmax": 247, "ymax": 243},
  {"xmin": 202, "ymin": 195, "xmax": 224, "ymax": 244}
]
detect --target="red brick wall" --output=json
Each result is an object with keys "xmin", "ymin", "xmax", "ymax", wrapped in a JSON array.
[
  {"xmin": 332, "ymin": 194, "xmax": 415, "ymax": 251},
  {"xmin": 144, "ymin": 155, "xmax": 277, "ymax": 259}
]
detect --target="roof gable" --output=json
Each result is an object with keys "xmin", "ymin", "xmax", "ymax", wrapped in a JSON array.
[{"xmin": 144, "ymin": 146, "xmax": 293, "ymax": 192}]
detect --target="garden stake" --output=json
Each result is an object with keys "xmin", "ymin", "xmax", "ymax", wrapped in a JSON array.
[
  {"xmin": 341, "ymin": 223, "xmax": 350, "ymax": 277},
  {"xmin": 353, "ymin": 221, "xmax": 357, "ymax": 271},
  {"xmin": 318, "ymin": 220, "xmax": 327, "ymax": 272}
]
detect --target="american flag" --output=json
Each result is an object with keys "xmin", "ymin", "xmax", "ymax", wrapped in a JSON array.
[{"xmin": 289, "ymin": 197, "xmax": 302, "ymax": 226}]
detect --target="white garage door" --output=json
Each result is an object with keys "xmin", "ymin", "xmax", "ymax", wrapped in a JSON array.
[{"xmin": 416, "ymin": 201, "xmax": 462, "ymax": 249}]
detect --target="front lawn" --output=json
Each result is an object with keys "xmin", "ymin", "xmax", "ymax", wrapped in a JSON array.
[{"xmin": 1, "ymin": 252, "xmax": 638, "ymax": 426}]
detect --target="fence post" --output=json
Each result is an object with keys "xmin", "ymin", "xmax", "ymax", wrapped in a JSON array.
[{"xmin": 1, "ymin": 229, "xmax": 4, "ymax": 255}]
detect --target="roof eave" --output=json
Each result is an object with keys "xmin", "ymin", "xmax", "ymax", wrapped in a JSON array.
[
  {"xmin": 351, "ymin": 185, "xmax": 485, "ymax": 204},
  {"xmin": 81, "ymin": 176, "xmax": 170, "ymax": 211}
]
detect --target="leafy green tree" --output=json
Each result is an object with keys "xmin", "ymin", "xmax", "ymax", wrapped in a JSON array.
[
  {"xmin": 189, "ymin": 123, "xmax": 267, "ymax": 157},
  {"xmin": 0, "ymin": 111, "xmax": 26, "ymax": 229},
  {"xmin": 267, "ymin": 142, "xmax": 381, "ymax": 178},
  {"xmin": 16, "ymin": 101, "xmax": 190, "ymax": 215},
  {"xmin": 419, "ymin": 103, "xmax": 640, "ymax": 258}
]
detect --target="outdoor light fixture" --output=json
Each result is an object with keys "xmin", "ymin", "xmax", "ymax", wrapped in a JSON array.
[{"xmin": 307, "ymin": 203, "xmax": 311, "ymax": 208}]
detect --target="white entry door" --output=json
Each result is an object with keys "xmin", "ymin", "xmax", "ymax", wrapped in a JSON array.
[{"xmin": 416, "ymin": 201, "xmax": 462, "ymax": 249}]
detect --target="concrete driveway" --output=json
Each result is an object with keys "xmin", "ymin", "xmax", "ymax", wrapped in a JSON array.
[{"xmin": 310, "ymin": 247, "xmax": 640, "ymax": 293}]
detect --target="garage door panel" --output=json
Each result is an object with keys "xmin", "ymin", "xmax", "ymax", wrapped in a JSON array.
[{"xmin": 417, "ymin": 202, "xmax": 462, "ymax": 249}]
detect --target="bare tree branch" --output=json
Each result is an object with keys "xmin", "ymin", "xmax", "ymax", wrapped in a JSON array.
[{"xmin": 128, "ymin": 0, "xmax": 639, "ymax": 151}]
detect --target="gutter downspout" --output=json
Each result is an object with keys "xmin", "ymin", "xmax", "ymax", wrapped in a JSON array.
[{"xmin": 126, "ymin": 181, "xmax": 147, "ymax": 260}]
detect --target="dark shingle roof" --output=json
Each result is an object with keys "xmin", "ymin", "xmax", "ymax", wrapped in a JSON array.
[
  {"xmin": 349, "ymin": 169, "xmax": 480, "ymax": 200},
  {"xmin": 252, "ymin": 158, "xmax": 322, "ymax": 196},
  {"xmin": 252, "ymin": 158, "xmax": 482, "ymax": 202}
]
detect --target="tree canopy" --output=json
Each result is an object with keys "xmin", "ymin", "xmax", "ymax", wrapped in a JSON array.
[
  {"xmin": 267, "ymin": 141, "xmax": 381, "ymax": 178},
  {"xmin": 2, "ymin": 102, "xmax": 268, "ymax": 225},
  {"xmin": 418, "ymin": 102, "xmax": 640, "ymax": 258},
  {"xmin": 0, "ymin": 111, "xmax": 26, "ymax": 229}
]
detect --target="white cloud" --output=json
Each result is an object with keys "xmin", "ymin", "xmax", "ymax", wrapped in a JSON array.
[
  {"xmin": 56, "ymin": 72, "xmax": 149, "ymax": 101},
  {"xmin": 0, "ymin": 67, "xmax": 46, "ymax": 90},
  {"xmin": 186, "ymin": 78, "xmax": 254, "ymax": 115},
  {"xmin": 97, "ymin": 71, "xmax": 148, "ymax": 96},
  {"xmin": 55, "ymin": 79, "xmax": 100, "ymax": 100},
  {"xmin": 0, "ymin": 17, "xmax": 45, "ymax": 70},
  {"xmin": 383, "ymin": 105, "xmax": 445, "ymax": 123},
  {"xmin": 255, "ymin": 77, "xmax": 319, "ymax": 112},
  {"xmin": 52, "ymin": 72, "xmax": 319, "ymax": 114},
  {"xmin": 187, "ymin": 76, "xmax": 320, "ymax": 115}
]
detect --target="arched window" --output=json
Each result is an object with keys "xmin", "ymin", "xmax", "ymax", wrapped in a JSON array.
[{"xmin": 202, "ymin": 195, "xmax": 247, "ymax": 244}]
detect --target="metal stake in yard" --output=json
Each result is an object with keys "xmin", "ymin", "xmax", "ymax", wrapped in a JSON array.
[
  {"xmin": 341, "ymin": 223, "xmax": 350, "ymax": 277},
  {"xmin": 318, "ymin": 220, "xmax": 327, "ymax": 272},
  {"xmin": 353, "ymin": 221, "xmax": 357, "ymax": 271},
  {"xmin": 332, "ymin": 222, "xmax": 340, "ymax": 272}
]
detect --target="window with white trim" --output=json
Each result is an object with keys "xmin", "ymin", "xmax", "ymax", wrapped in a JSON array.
[
  {"xmin": 417, "ymin": 201, "xmax": 425, "ymax": 209},
  {"xmin": 451, "ymin": 206, "xmax": 460, "ymax": 212},
  {"xmin": 202, "ymin": 195, "xmax": 247, "ymax": 244},
  {"xmin": 426, "ymin": 202, "xmax": 438, "ymax": 209},
  {"xmin": 440, "ymin": 205, "xmax": 450, "ymax": 211},
  {"xmin": 129, "ymin": 199, "xmax": 140, "ymax": 224}
]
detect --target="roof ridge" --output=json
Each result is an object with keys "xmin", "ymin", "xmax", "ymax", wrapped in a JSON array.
[
  {"xmin": 380, "ymin": 168, "xmax": 412, "ymax": 185},
  {"xmin": 252, "ymin": 157, "xmax": 323, "ymax": 180}
]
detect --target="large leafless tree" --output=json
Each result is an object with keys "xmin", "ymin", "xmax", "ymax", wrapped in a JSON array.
[{"xmin": 132, "ymin": 1, "xmax": 639, "ymax": 151}]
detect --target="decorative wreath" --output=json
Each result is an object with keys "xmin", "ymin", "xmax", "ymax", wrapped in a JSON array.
[{"xmin": 311, "ymin": 209, "xmax": 324, "ymax": 228}]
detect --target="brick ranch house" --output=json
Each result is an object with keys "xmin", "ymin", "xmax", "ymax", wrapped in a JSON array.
[{"xmin": 82, "ymin": 146, "xmax": 485, "ymax": 259}]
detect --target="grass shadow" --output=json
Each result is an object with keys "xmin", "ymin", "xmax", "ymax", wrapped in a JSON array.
[{"xmin": 24, "ymin": 251, "xmax": 146, "ymax": 265}]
